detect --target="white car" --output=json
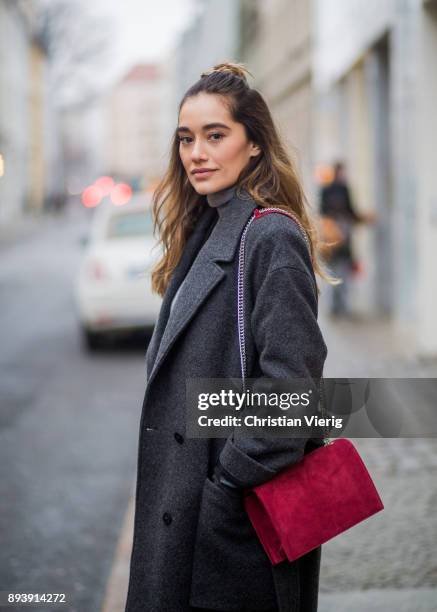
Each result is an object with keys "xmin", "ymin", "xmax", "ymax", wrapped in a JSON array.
[{"xmin": 75, "ymin": 194, "xmax": 162, "ymax": 349}]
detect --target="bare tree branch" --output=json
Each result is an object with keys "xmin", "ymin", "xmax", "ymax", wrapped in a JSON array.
[{"xmin": 35, "ymin": 0, "xmax": 114, "ymax": 107}]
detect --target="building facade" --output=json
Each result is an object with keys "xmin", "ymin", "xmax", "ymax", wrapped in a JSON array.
[
  {"xmin": 239, "ymin": 0, "xmax": 314, "ymax": 200},
  {"xmin": 0, "ymin": 0, "xmax": 53, "ymax": 226},
  {"xmin": 0, "ymin": 0, "xmax": 33, "ymax": 225},
  {"xmin": 105, "ymin": 63, "xmax": 173, "ymax": 188},
  {"xmin": 313, "ymin": 0, "xmax": 437, "ymax": 356},
  {"xmin": 175, "ymin": 0, "xmax": 241, "ymax": 103}
]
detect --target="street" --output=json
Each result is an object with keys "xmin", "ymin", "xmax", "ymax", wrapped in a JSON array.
[
  {"xmin": 1, "ymin": 209, "xmax": 437, "ymax": 612},
  {"xmin": 2, "ymin": 1, "xmax": 437, "ymax": 610},
  {"xmin": 0, "ymin": 208, "xmax": 146, "ymax": 612}
]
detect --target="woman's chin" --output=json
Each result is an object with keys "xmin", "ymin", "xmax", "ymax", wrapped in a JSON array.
[
  {"xmin": 192, "ymin": 179, "xmax": 233, "ymax": 196},
  {"xmin": 192, "ymin": 183, "xmax": 219, "ymax": 196}
]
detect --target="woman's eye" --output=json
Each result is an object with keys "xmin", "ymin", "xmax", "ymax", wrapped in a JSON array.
[{"xmin": 178, "ymin": 133, "xmax": 223, "ymax": 144}]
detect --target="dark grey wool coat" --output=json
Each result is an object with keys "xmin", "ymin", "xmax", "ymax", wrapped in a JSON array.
[{"xmin": 125, "ymin": 190, "xmax": 328, "ymax": 612}]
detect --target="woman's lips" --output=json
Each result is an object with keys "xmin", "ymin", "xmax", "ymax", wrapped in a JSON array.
[{"xmin": 193, "ymin": 170, "xmax": 217, "ymax": 179}]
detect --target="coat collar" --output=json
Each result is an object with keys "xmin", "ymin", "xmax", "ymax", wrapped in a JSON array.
[{"xmin": 145, "ymin": 190, "xmax": 257, "ymax": 385}]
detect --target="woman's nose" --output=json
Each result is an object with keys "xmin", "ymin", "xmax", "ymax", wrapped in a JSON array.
[{"xmin": 190, "ymin": 140, "xmax": 208, "ymax": 162}]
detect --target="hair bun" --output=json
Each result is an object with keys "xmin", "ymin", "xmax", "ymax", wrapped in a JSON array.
[{"xmin": 201, "ymin": 62, "xmax": 252, "ymax": 83}]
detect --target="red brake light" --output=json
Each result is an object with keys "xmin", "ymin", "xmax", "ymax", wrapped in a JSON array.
[{"xmin": 88, "ymin": 259, "xmax": 109, "ymax": 280}]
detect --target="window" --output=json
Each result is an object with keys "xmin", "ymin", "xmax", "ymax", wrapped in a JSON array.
[{"xmin": 107, "ymin": 211, "xmax": 154, "ymax": 238}]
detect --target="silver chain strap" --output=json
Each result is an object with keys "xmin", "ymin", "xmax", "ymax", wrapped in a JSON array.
[
  {"xmin": 237, "ymin": 213, "xmax": 257, "ymax": 387},
  {"xmin": 237, "ymin": 207, "xmax": 329, "ymax": 443}
]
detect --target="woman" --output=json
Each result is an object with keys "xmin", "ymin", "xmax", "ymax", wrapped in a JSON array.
[{"xmin": 125, "ymin": 63, "xmax": 330, "ymax": 612}]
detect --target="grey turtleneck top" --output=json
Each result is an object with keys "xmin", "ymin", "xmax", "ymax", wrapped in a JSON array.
[
  {"xmin": 205, "ymin": 183, "xmax": 237, "ymax": 209},
  {"xmin": 168, "ymin": 184, "xmax": 237, "ymax": 314}
]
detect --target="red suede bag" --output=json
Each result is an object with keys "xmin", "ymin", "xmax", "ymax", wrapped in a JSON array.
[
  {"xmin": 237, "ymin": 208, "xmax": 384, "ymax": 565},
  {"xmin": 243, "ymin": 438, "xmax": 384, "ymax": 564}
]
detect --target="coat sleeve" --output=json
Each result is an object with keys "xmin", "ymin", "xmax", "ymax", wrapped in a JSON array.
[{"xmin": 217, "ymin": 221, "xmax": 328, "ymax": 489}]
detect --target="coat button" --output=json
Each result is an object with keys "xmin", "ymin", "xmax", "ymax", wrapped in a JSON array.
[
  {"xmin": 174, "ymin": 432, "xmax": 184, "ymax": 444},
  {"xmin": 162, "ymin": 512, "xmax": 172, "ymax": 526}
]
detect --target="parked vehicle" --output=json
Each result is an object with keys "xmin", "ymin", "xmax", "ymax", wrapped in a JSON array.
[{"xmin": 75, "ymin": 193, "xmax": 162, "ymax": 350}]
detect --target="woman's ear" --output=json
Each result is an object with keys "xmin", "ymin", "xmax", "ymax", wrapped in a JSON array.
[{"xmin": 249, "ymin": 143, "xmax": 262, "ymax": 158}]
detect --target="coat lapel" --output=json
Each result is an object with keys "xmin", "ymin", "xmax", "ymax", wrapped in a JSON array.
[
  {"xmin": 145, "ymin": 205, "xmax": 218, "ymax": 376},
  {"xmin": 146, "ymin": 191, "xmax": 257, "ymax": 387}
]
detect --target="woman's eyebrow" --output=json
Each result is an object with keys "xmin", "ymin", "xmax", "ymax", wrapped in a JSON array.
[{"xmin": 176, "ymin": 122, "xmax": 231, "ymax": 133}]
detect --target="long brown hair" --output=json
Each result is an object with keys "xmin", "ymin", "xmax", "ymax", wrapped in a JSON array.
[{"xmin": 151, "ymin": 61, "xmax": 335, "ymax": 296}]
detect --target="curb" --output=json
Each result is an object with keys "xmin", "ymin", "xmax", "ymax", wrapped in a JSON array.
[{"xmin": 100, "ymin": 494, "xmax": 135, "ymax": 612}]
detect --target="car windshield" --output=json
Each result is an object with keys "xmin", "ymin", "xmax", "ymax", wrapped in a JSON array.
[{"xmin": 107, "ymin": 210, "xmax": 154, "ymax": 239}]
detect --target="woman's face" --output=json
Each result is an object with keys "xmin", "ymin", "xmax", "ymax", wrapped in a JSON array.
[{"xmin": 177, "ymin": 92, "xmax": 260, "ymax": 195}]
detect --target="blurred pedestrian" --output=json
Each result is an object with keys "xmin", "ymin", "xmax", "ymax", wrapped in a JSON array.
[
  {"xmin": 125, "ymin": 62, "xmax": 334, "ymax": 612},
  {"xmin": 319, "ymin": 161, "xmax": 376, "ymax": 317}
]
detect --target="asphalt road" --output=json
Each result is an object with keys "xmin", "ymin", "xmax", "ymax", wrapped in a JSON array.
[{"xmin": 0, "ymin": 208, "xmax": 148, "ymax": 612}]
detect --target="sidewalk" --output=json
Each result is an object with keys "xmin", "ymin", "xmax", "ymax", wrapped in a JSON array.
[
  {"xmin": 102, "ymin": 521, "xmax": 437, "ymax": 612},
  {"xmin": 319, "ymin": 588, "xmax": 437, "ymax": 611},
  {"xmin": 0, "ymin": 212, "xmax": 45, "ymax": 249},
  {"xmin": 318, "ymin": 301, "xmax": 437, "ymax": 378},
  {"xmin": 100, "ymin": 308, "xmax": 437, "ymax": 611},
  {"xmin": 102, "ymin": 475, "xmax": 437, "ymax": 612},
  {"xmin": 0, "ymin": 201, "xmax": 88, "ymax": 252}
]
